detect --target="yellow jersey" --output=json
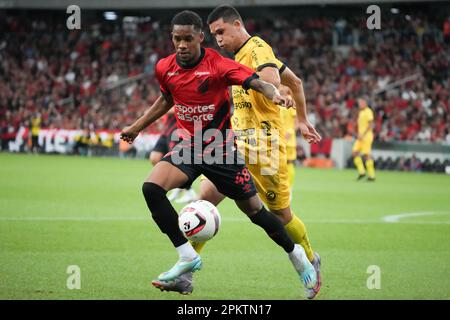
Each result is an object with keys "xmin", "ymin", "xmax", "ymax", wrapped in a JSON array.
[
  {"xmin": 230, "ymin": 36, "xmax": 292, "ymax": 210},
  {"xmin": 357, "ymin": 107, "xmax": 374, "ymax": 138},
  {"xmin": 280, "ymin": 107, "xmax": 297, "ymax": 148},
  {"xmin": 31, "ymin": 117, "xmax": 41, "ymax": 136},
  {"xmin": 232, "ymin": 36, "xmax": 286, "ymax": 157}
]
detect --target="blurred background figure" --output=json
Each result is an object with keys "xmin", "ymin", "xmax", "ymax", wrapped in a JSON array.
[
  {"xmin": 352, "ymin": 98, "xmax": 376, "ymax": 181},
  {"xmin": 30, "ymin": 112, "xmax": 41, "ymax": 153}
]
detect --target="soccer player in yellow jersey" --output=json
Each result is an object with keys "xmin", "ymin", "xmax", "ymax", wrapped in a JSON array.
[
  {"xmin": 151, "ymin": 5, "xmax": 322, "ymax": 299},
  {"xmin": 279, "ymin": 85, "xmax": 298, "ymax": 191},
  {"xmin": 30, "ymin": 113, "xmax": 41, "ymax": 153},
  {"xmin": 352, "ymin": 98, "xmax": 376, "ymax": 181}
]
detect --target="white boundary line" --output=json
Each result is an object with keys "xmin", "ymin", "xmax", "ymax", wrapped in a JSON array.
[
  {"xmin": 0, "ymin": 213, "xmax": 449, "ymax": 224},
  {"xmin": 382, "ymin": 211, "xmax": 450, "ymax": 224}
]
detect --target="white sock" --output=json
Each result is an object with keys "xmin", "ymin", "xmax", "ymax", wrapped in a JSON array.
[
  {"xmin": 176, "ymin": 242, "xmax": 198, "ymax": 261},
  {"xmin": 288, "ymin": 244, "xmax": 307, "ymax": 274}
]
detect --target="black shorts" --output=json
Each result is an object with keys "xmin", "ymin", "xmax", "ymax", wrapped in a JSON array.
[
  {"xmin": 161, "ymin": 145, "xmax": 257, "ymax": 201},
  {"xmin": 152, "ymin": 135, "xmax": 169, "ymax": 154},
  {"xmin": 31, "ymin": 135, "xmax": 39, "ymax": 148}
]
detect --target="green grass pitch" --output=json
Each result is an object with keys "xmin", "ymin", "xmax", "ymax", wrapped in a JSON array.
[{"xmin": 0, "ymin": 153, "xmax": 449, "ymax": 299}]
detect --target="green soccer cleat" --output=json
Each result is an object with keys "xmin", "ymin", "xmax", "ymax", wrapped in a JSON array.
[
  {"xmin": 152, "ymin": 272, "xmax": 193, "ymax": 295},
  {"xmin": 305, "ymin": 252, "xmax": 322, "ymax": 299},
  {"xmin": 157, "ymin": 255, "xmax": 202, "ymax": 282}
]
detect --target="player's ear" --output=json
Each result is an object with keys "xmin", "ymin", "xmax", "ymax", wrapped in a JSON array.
[
  {"xmin": 199, "ymin": 31, "xmax": 205, "ymax": 43},
  {"xmin": 233, "ymin": 19, "xmax": 241, "ymax": 29}
]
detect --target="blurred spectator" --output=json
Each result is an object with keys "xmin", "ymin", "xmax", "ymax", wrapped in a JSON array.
[
  {"xmin": 30, "ymin": 113, "xmax": 41, "ymax": 153},
  {"xmin": 409, "ymin": 154, "xmax": 422, "ymax": 172}
]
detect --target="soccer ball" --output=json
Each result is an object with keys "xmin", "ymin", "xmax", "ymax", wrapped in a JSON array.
[{"xmin": 178, "ymin": 200, "xmax": 221, "ymax": 242}]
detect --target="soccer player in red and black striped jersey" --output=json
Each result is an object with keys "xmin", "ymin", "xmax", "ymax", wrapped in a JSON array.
[{"xmin": 120, "ymin": 10, "xmax": 317, "ymax": 290}]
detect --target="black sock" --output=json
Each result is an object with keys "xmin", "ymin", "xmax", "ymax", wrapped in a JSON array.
[
  {"xmin": 142, "ymin": 182, "xmax": 187, "ymax": 247},
  {"xmin": 249, "ymin": 207, "xmax": 295, "ymax": 253}
]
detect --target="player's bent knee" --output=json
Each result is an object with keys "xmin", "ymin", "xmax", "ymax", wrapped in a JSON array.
[
  {"xmin": 150, "ymin": 153, "xmax": 162, "ymax": 166},
  {"xmin": 235, "ymin": 195, "xmax": 263, "ymax": 217},
  {"xmin": 199, "ymin": 190, "xmax": 224, "ymax": 206},
  {"xmin": 272, "ymin": 210, "xmax": 292, "ymax": 225}
]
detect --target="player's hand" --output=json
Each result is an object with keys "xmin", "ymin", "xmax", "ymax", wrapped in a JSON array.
[
  {"xmin": 120, "ymin": 126, "xmax": 139, "ymax": 144},
  {"xmin": 298, "ymin": 120, "xmax": 322, "ymax": 144},
  {"xmin": 272, "ymin": 89, "xmax": 294, "ymax": 108}
]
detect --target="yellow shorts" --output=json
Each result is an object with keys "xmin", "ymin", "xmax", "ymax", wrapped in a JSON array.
[
  {"xmin": 286, "ymin": 145, "xmax": 297, "ymax": 162},
  {"xmin": 352, "ymin": 137, "xmax": 373, "ymax": 155},
  {"xmin": 247, "ymin": 160, "xmax": 291, "ymax": 211}
]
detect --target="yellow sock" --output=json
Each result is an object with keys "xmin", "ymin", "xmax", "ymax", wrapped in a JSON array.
[
  {"xmin": 366, "ymin": 159, "xmax": 375, "ymax": 179},
  {"xmin": 287, "ymin": 162, "xmax": 295, "ymax": 189},
  {"xmin": 285, "ymin": 214, "xmax": 314, "ymax": 262},
  {"xmin": 190, "ymin": 241, "xmax": 207, "ymax": 254},
  {"xmin": 354, "ymin": 156, "xmax": 366, "ymax": 175}
]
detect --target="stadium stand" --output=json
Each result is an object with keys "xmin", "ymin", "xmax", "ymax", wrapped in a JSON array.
[{"xmin": 0, "ymin": 5, "xmax": 449, "ymax": 171}]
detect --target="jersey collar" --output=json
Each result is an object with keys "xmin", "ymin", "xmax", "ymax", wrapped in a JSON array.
[
  {"xmin": 176, "ymin": 47, "xmax": 205, "ymax": 69},
  {"xmin": 234, "ymin": 36, "xmax": 255, "ymax": 55}
]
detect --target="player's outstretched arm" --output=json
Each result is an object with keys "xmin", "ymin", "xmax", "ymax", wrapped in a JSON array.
[
  {"xmin": 280, "ymin": 66, "xmax": 321, "ymax": 144},
  {"xmin": 120, "ymin": 95, "xmax": 173, "ymax": 144},
  {"xmin": 248, "ymin": 78, "xmax": 294, "ymax": 108}
]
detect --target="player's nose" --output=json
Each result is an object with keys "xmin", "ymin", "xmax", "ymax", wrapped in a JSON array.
[{"xmin": 178, "ymin": 40, "xmax": 188, "ymax": 49}]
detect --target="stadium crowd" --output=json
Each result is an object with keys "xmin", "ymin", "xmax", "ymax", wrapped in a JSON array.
[{"xmin": 1, "ymin": 8, "xmax": 449, "ymax": 154}]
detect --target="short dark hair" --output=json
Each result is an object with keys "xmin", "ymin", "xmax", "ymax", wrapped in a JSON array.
[
  {"xmin": 207, "ymin": 5, "xmax": 243, "ymax": 25},
  {"xmin": 171, "ymin": 10, "xmax": 203, "ymax": 32}
]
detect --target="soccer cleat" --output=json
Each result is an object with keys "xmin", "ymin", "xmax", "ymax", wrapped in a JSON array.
[
  {"xmin": 157, "ymin": 255, "xmax": 202, "ymax": 282},
  {"xmin": 168, "ymin": 188, "xmax": 182, "ymax": 201},
  {"xmin": 357, "ymin": 174, "xmax": 366, "ymax": 181},
  {"xmin": 289, "ymin": 244, "xmax": 317, "ymax": 290},
  {"xmin": 151, "ymin": 272, "xmax": 193, "ymax": 295},
  {"xmin": 305, "ymin": 252, "xmax": 322, "ymax": 299},
  {"xmin": 175, "ymin": 189, "xmax": 197, "ymax": 204},
  {"xmin": 367, "ymin": 177, "xmax": 376, "ymax": 182}
]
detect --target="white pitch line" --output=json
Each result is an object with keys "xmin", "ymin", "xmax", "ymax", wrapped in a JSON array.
[
  {"xmin": 0, "ymin": 216, "xmax": 148, "ymax": 221},
  {"xmin": 0, "ymin": 215, "xmax": 449, "ymax": 224},
  {"xmin": 382, "ymin": 211, "xmax": 450, "ymax": 223}
]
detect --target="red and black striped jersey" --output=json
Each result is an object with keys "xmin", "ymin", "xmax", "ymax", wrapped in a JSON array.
[{"xmin": 155, "ymin": 47, "xmax": 257, "ymax": 146}]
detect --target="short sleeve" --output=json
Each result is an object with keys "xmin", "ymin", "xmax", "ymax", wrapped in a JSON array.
[
  {"xmin": 367, "ymin": 109, "xmax": 374, "ymax": 122},
  {"xmin": 155, "ymin": 61, "xmax": 172, "ymax": 101},
  {"xmin": 250, "ymin": 43, "xmax": 280, "ymax": 72},
  {"xmin": 276, "ymin": 58, "xmax": 287, "ymax": 74},
  {"xmin": 217, "ymin": 56, "xmax": 257, "ymax": 88}
]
